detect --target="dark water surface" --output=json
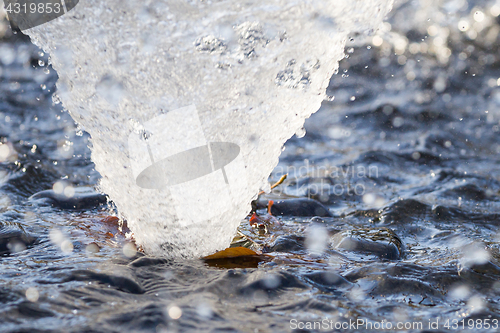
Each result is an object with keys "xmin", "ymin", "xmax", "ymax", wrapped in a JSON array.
[{"xmin": 3, "ymin": 1, "xmax": 500, "ymax": 332}]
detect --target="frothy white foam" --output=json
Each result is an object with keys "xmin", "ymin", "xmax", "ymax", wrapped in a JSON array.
[{"xmin": 24, "ymin": 0, "xmax": 393, "ymax": 257}]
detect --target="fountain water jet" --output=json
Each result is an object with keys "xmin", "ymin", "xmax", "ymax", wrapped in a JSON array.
[{"xmin": 22, "ymin": 0, "xmax": 393, "ymax": 258}]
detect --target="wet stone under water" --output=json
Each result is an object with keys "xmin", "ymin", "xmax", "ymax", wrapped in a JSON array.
[{"xmin": 3, "ymin": 0, "xmax": 500, "ymax": 332}]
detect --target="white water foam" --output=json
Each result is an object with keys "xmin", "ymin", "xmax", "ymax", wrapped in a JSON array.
[{"xmin": 23, "ymin": 0, "xmax": 393, "ymax": 258}]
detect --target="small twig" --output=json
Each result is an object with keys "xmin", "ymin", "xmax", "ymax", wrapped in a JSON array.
[{"xmin": 258, "ymin": 174, "xmax": 288, "ymax": 196}]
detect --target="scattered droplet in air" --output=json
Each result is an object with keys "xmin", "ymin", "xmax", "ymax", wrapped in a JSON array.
[
  {"xmin": 60, "ymin": 240, "xmax": 74, "ymax": 254},
  {"xmin": 467, "ymin": 295, "xmax": 485, "ymax": 313},
  {"xmin": 262, "ymin": 274, "xmax": 281, "ymax": 289},
  {"xmin": 0, "ymin": 144, "xmax": 12, "ymax": 162},
  {"xmin": 295, "ymin": 127, "xmax": 306, "ymax": 138},
  {"xmin": 462, "ymin": 243, "xmax": 490, "ymax": 267},
  {"xmin": 7, "ymin": 240, "xmax": 26, "ymax": 253},
  {"xmin": 196, "ymin": 302, "xmax": 213, "ymax": 319},
  {"xmin": 348, "ymin": 286, "xmax": 365, "ymax": 301},
  {"xmin": 53, "ymin": 181, "xmax": 65, "ymax": 194},
  {"xmin": 63, "ymin": 186, "xmax": 75, "ymax": 198},
  {"xmin": 448, "ymin": 284, "xmax": 470, "ymax": 301},
  {"xmin": 473, "ymin": 11, "xmax": 485, "ymax": 23},
  {"xmin": 362, "ymin": 193, "xmax": 384, "ymax": 208},
  {"xmin": 49, "ymin": 228, "xmax": 73, "ymax": 254},
  {"xmin": 305, "ymin": 223, "xmax": 329, "ymax": 256},
  {"xmin": 167, "ymin": 305, "xmax": 182, "ymax": 319},
  {"xmin": 392, "ymin": 117, "xmax": 404, "ymax": 127},
  {"xmin": 123, "ymin": 242, "xmax": 137, "ymax": 258},
  {"xmin": 25, "ymin": 287, "xmax": 39, "ymax": 302},
  {"xmin": 85, "ymin": 243, "xmax": 100, "ymax": 254}
]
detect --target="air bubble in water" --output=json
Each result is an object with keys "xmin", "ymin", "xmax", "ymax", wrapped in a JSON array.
[
  {"xmin": 52, "ymin": 94, "xmax": 61, "ymax": 105},
  {"xmin": 96, "ymin": 75, "xmax": 125, "ymax": 105}
]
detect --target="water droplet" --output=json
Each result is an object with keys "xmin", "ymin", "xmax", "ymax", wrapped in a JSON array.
[
  {"xmin": 448, "ymin": 284, "xmax": 470, "ymax": 300},
  {"xmin": 295, "ymin": 127, "xmax": 306, "ymax": 138},
  {"xmin": 467, "ymin": 295, "xmax": 486, "ymax": 313},
  {"xmin": 53, "ymin": 181, "xmax": 65, "ymax": 194},
  {"xmin": 52, "ymin": 94, "xmax": 61, "ymax": 104},
  {"xmin": 26, "ymin": 287, "xmax": 39, "ymax": 302},
  {"xmin": 167, "ymin": 305, "xmax": 182, "ymax": 319},
  {"xmin": 348, "ymin": 286, "xmax": 365, "ymax": 301},
  {"xmin": 392, "ymin": 117, "xmax": 404, "ymax": 127},
  {"xmin": 305, "ymin": 223, "xmax": 329, "ymax": 256},
  {"xmin": 196, "ymin": 302, "xmax": 213, "ymax": 319},
  {"xmin": 61, "ymin": 240, "xmax": 74, "ymax": 253},
  {"xmin": 123, "ymin": 242, "xmax": 137, "ymax": 258},
  {"xmin": 262, "ymin": 274, "xmax": 281, "ymax": 289},
  {"xmin": 85, "ymin": 243, "xmax": 100, "ymax": 254},
  {"xmin": 0, "ymin": 144, "xmax": 12, "ymax": 162},
  {"xmin": 64, "ymin": 186, "xmax": 75, "ymax": 198}
]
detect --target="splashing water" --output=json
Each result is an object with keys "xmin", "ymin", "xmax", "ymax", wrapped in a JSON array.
[{"xmin": 23, "ymin": 0, "xmax": 393, "ymax": 257}]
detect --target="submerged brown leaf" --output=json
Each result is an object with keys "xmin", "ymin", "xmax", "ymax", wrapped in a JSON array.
[
  {"xmin": 203, "ymin": 246, "xmax": 259, "ymax": 259},
  {"xmin": 203, "ymin": 246, "xmax": 270, "ymax": 268}
]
